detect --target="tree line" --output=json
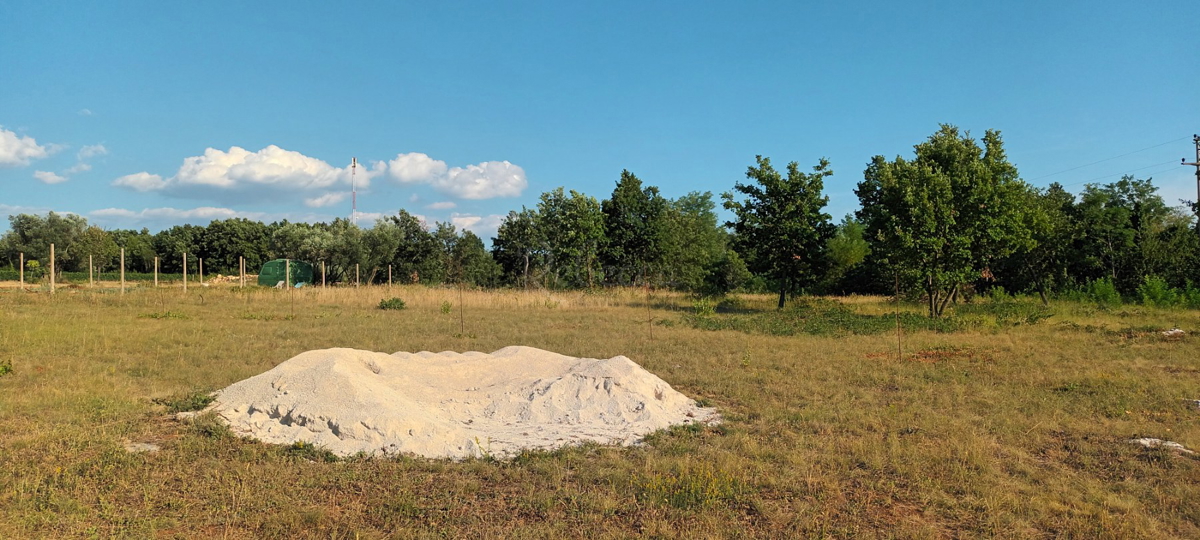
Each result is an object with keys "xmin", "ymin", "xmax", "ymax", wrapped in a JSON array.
[{"xmin": 3, "ymin": 125, "xmax": 1198, "ymax": 315}]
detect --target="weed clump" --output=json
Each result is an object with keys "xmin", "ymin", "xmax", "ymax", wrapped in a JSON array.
[
  {"xmin": 154, "ymin": 389, "xmax": 215, "ymax": 413},
  {"xmin": 636, "ymin": 463, "xmax": 743, "ymax": 509},
  {"xmin": 378, "ymin": 297, "xmax": 407, "ymax": 310}
]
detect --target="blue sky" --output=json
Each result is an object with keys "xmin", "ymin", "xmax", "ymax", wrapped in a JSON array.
[{"xmin": 2, "ymin": 1, "xmax": 1197, "ymax": 239}]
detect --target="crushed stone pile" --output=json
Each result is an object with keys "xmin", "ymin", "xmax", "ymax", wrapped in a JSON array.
[{"xmin": 206, "ymin": 346, "xmax": 718, "ymax": 459}]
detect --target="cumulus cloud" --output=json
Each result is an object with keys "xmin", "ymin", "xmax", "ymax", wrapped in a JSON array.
[
  {"xmin": 450, "ymin": 213, "xmax": 506, "ymax": 238},
  {"xmin": 33, "ymin": 170, "xmax": 67, "ymax": 184},
  {"xmin": 389, "ymin": 153, "xmax": 448, "ymax": 184},
  {"xmin": 77, "ymin": 144, "xmax": 107, "ymax": 160},
  {"xmin": 304, "ymin": 192, "xmax": 348, "ymax": 208},
  {"xmin": 112, "ymin": 145, "xmax": 382, "ymax": 204},
  {"xmin": 0, "ymin": 127, "xmax": 52, "ymax": 167},
  {"xmin": 426, "ymin": 201, "xmax": 456, "ymax": 210},
  {"xmin": 387, "ymin": 153, "xmax": 527, "ymax": 199},
  {"xmin": 90, "ymin": 206, "xmax": 262, "ymax": 220},
  {"xmin": 113, "ymin": 172, "xmax": 167, "ymax": 191}
]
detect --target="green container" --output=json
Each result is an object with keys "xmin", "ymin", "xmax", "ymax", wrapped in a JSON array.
[{"xmin": 257, "ymin": 259, "xmax": 314, "ymax": 287}]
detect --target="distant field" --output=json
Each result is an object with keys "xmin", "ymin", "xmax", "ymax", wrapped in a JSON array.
[{"xmin": 1, "ymin": 286, "xmax": 1197, "ymax": 538}]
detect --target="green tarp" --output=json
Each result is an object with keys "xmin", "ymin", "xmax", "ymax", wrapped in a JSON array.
[{"xmin": 257, "ymin": 259, "xmax": 314, "ymax": 287}]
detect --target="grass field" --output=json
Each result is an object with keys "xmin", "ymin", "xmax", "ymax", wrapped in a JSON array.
[{"xmin": 1, "ymin": 283, "xmax": 1197, "ymax": 538}]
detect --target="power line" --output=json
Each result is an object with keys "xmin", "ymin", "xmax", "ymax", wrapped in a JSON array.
[
  {"xmin": 1058, "ymin": 159, "xmax": 1182, "ymax": 188},
  {"xmin": 1029, "ymin": 136, "xmax": 1190, "ymax": 181}
]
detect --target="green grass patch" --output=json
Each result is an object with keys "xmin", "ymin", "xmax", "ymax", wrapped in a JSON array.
[{"xmin": 378, "ymin": 297, "xmax": 407, "ymax": 310}]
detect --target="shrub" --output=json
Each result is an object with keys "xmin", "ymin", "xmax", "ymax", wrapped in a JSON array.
[
  {"xmin": 1137, "ymin": 275, "xmax": 1178, "ymax": 308},
  {"xmin": 0, "ymin": 358, "xmax": 12, "ymax": 377},
  {"xmin": 1182, "ymin": 282, "xmax": 1200, "ymax": 309},
  {"xmin": 1087, "ymin": 277, "xmax": 1122, "ymax": 308},
  {"xmin": 692, "ymin": 297, "xmax": 717, "ymax": 317},
  {"xmin": 378, "ymin": 297, "xmax": 407, "ymax": 310}
]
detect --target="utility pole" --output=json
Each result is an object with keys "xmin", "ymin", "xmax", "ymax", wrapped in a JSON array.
[{"xmin": 1184, "ymin": 134, "xmax": 1200, "ymax": 220}]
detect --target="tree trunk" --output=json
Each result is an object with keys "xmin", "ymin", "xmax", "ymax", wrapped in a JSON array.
[
  {"xmin": 935, "ymin": 283, "xmax": 957, "ymax": 317},
  {"xmin": 777, "ymin": 276, "xmax": 788, "ymax": 309},
  {"xmin": 927, "ymin": 276, "xmax": 936, "ymax": 318},
  {"xmin": 522, "ymin": 252, "xmax": 529, "ymax": 289}
]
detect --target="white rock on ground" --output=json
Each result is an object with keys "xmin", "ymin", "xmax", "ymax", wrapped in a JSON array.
[
  {"xmin": 207, "ymin": 346, "xmax": 719, "ymax": 459},
  {"xmin": 1128, "ymin": 438, "xmax": 1195, "ymax": 454}
]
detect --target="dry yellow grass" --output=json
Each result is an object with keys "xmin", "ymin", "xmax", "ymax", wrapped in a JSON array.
[{"xmin": 0, "ymin": 284, "xmax": 1197, "ymax": 538}]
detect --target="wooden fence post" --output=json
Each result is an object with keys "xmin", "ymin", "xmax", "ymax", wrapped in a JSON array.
[
  {"xmin": 388, "ymin": 265, "xmax": 392, "ymax": 287},
  {"xmin": 322, "ymin": 261, "xmax": 326, "ymax": 288},
  {"xmin": 89, "ymin": 254, "xmax": 94, "ymax": 287},
  {"xmin": 49, "ymin": 243, "xmax": 55, "ymax": 295},
  {"xmin": 19, "ymin": 252, "xmax": 24, "ymax": 290},
  {"xmin": 120, "ymin": 248, "xmax": 125, "ymax": 295},
  {"xmin": 239, "ymin": 256, "xmax": 245, "ymax": 288},
  {"xmin": 199, "ymin": 258, "xmax": 204, "ymax": 285},
  {"xmin": 154, "ymin": 257, "xmax": 159, "ymax": 288},
  {"xmin": 183, "ymin": 253, "xmax": 187, "ymax": 293},
  {"xmin": 356, "ymin": 264, "xmax": 360, "ymax": 288}
]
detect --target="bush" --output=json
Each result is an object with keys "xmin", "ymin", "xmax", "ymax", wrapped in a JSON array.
[
  {"xmin": 1138, "ymin": 275, "xmax": 1178, "ymax": 308},
  {"xmin": 1182, "ymin": 282, "xmax": 1200, "ymax": 309},
  {"xmin": 692, "ymin": 297, "xmax": 717, "ymax": 317},
  {"xmin": 378, "ymin": 297, "xmax": 407, "ymax": 310},
  {"xmin": 1087, "ymin": 277, "xmax": 1122, "ymax": 308}
]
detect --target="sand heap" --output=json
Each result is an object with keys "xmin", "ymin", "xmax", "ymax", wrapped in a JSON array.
[{"xmin": 207, "ymin": 346, "xmax": 717, "ymax": 459}]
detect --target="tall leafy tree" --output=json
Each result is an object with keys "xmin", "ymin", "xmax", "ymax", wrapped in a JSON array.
[
  {"xmin": 856, "ymin": 125, "xmax": 1033, "ymax": 317},
  {"xmin": 659, "ymin": 191, "xmax": 729, "ymax": 292},
  {"xmin": 387, "ymin": 210, "xmax": 441, "ymax": 284},
  {"xmin": 601, "ymin": 170, "xmax": 667, "ymax": 285},
  {"xmin": 537, "ymin": 187, "xmax": 605, "ymax": 288},
  {"xmin": 492, "ymin": 208, "xmax": 543, "ymax": 288},
  {"xmin": 723, "ymin": 156, "xmax": 835, "ymax": 308},
  {"xmin": 1, "ymin": 212, "xmax": 93, "ymax": 273}
]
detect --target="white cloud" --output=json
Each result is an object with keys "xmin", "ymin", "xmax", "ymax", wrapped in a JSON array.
[
  {"xmin": 33, "ymin": 170, "xmax": 67, "ymax": 184},
  {"xmin": 427, "ymin": 201, "xmax": 456, "ymax": 210},
  {"xmin": 355, "ymin": 211, "xmax": 386, "ymax": 224},
  {"xmin": 77, "ymin": 144, "xmax": 107, "ymax": 160},
  {"xmin": 409, "ymin": 193, "xmax": 420, "ymax": 202},
  {"xmin": 304, "ymin": 192, "xmax": 348, "ymax": 208},
  {"xmin": 0, "ymin": 127, "xmax": 51, "ymax": 167},
  {"xmin": 388, "ymin": 153, "xmax": 448, "ymax": 183},
  {"xmin": 386, "ymin": 153, "xmax": 527, "ymax": 199},
  {"xmin": 90, "ymin": 206, "xmax": 261, "ymax": 221},
  {"xmin": 78, "ymin": 109, "xmax": 93, "ymax": 116},
  {"xmin": 113, "ymin": 172, "xmax": 166, "ymax": 191},
  {"xmin": 112, "ymin": 145, "xmax": 382, "ymax": 204},
  {"xmin": 450, "ymin": 213, "xmax": 506, "ymax": 238},
  {"xmin": 65, "ymin": 162, "xmax": 92, "ymax": 174}
]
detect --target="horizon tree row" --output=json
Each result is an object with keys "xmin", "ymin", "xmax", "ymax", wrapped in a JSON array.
[{"xmin": 2, "ymin": 124, "xmax": 1198, "ymax": 314}]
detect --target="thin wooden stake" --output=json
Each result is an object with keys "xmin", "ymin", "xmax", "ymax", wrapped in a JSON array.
[
  {"xmin": 49, "ymin": 243, "xmax": 55, "ymax": 295},
  {"xmin": 199, "ymin": 258, "xmax": 204, "ymax": 285},
  {"xmin": 321, "ymin": 261, "xmax": 326, "ymax": 288},
  {"xmin": 388, "ymin": 265, "xmax": 392, "ymax": 288},
  {"xmin": 154, "ymin": 257, "xmax": 159, "ymax": 288},
  {"xmin": 459, "ymin": 284, "xmax": 465, "ymax": 335},
  {"xmin": 120, "ymin": 248, "xmax": 125, "ymax": 295},
  {"xmin": 89, "ymin": 255, "xmax": 94, "ymax": 287},
  {"xmin": 183, "ymin": 253, "xmax": 187, "ymax": 293},
  {"xmin": 19, "ymin": 252, "xmax": 24, "ymax": 290},
  {"xmin": 356, "ymin": 264, "xmax": 360, "ymax": 288},
  {"xmin": 895, "ymin": 272, "xmax": 902, "ymax": 362},
  {"xmin": 239, "ymin": 256, "xmax": 245, "ymax": 288}
]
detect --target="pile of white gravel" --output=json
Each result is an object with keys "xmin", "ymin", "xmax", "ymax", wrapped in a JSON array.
[{"xmin": 204, "ymin": 346, "xmax": 717, "ymax": 459}]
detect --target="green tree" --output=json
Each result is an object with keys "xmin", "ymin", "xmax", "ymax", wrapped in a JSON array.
[
  {"xmin": 723, "ymin": 156, "xmax": 835, "ymax": 308},
  {"xmin": 153, "ymin": 224, "xmax": 204, "ymax": 273},
  {"xmin": 537, "ymin": 188, "xmax": 605, "ymax": 288},
  {"xmin": 492, "ymin": 208, "xmax": 543, "ymax": 288},
  {"xmin": 110, "ymin": 229, "xmax": 158, "ymax": 273},
  {"xmin": 856, "ymin": 125, "xmax": 1033, "ymax": 317},
  {"xmin": 659, "ymin": 191, "xmax": 728, "ymax": 292},
  {"xmin": 821, "ymin": 215, "xmax": 871, "ymax": 294},
  {"xmin": 0, "ymin": 212, "xmax": 93, "ymax": 274},
  {"xmin": 200, "ymin": 218, "xmax": 271, "ymax": 274},
  {"xmin": 387, "ymin": 210, "xmax": 441, "ymax": 284},
  {"xmin": 601, "ymin": 170, "xmax": 667, "ymax": 285}
]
